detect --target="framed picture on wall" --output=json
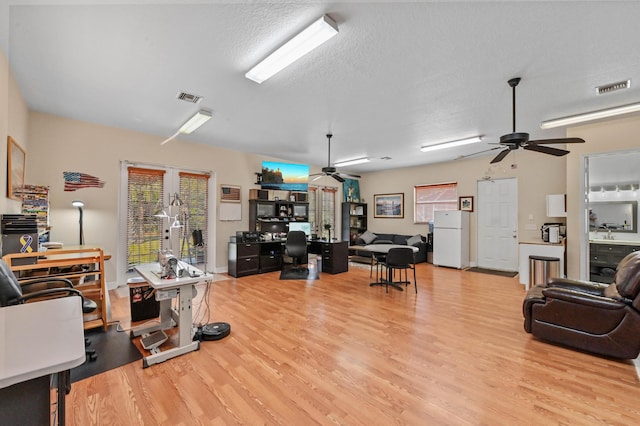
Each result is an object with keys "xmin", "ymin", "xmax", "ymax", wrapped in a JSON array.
[
  {"xmin": 7, "ymin": 136, "xmax": 26, "ymax": 200},
  {"xmin": 374, "ymin": 193, "xmax": 404, "ymax": 218},
  {"xmin": 459, "ymin": 196, "xmax": 474, "ymax": 212}
]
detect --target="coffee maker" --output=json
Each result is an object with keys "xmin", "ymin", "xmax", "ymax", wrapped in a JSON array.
[{"xmin": 541, "ymin": 222, "xmax": 564, "ymax": 243}]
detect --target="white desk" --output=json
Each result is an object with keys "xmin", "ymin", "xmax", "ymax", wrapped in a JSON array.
[
  {"xmin": 131, "ymin": 262, "xmax": 211, "ymax": 368},
  {"xmin": 0, "ymin": 297, "xmax": 85, "ymax": 424}
]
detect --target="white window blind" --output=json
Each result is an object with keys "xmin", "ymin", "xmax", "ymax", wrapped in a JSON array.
[
  {"xmin": 178, "ymin": 171, "xmax": 209, "ymax": 263},
  {"xmin": 414, "ymin": 182, "xmax": 458, "ymax": 223},
  {"xmin": 308, "ymin": 186, "xmax": 318, "ymax": 234},
  {"xmin": 321, "ymin": 187, "xmax": 337, "ymax": 240},
  {"xmin": 126, "ymin": 167, "xmax": 165, "ymax": 272}
]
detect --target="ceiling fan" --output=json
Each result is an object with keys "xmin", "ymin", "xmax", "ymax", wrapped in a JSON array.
[
  {"xmin": 309, "ymin": 133, "xmax": 361, "ymax": 183},
  {"xmin": 488, "ymin": 77, "xmax": 585, "ymax": 164}
]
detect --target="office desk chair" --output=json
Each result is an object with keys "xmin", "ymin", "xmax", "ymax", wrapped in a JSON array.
[
  {"xmin": 0, "ymin": 259, "xmax": 98, "ymax": 362},
  {"xmin": 285, "ymin": 230, "xmax": 308, "ymax": 273}
]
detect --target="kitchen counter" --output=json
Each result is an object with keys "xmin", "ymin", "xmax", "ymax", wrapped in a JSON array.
[{"xmin": 589, "ymin": 239, "xmax": 640, "ymax": 246}]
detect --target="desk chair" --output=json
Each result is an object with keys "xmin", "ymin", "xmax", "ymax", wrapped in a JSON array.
[
  {"xmin": 285, "ymin": 230, "xmax": 308, "ymax": 273},
  {"xmin": 0, "ymin": 259, "xmax": 98, "ymax": 362},
  {"xmin": 381, "ymin": 247, "xmax": 417, "ymax": 293}
]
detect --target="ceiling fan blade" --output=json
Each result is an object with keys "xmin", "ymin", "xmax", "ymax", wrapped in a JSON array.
[
  {"xmin": 529, "ymin": 137, "xmax": 585, "ymax": 145},
  {"xmin": 311, "ymin": 175, "xmax": 324, "ymax": 182},
  {"xmin": 456, "ymin": 146, "xmax": 502, "ymax": 160},
  {"xmin": 490, "ymin": 149, "xmax": 511, "ymax": 164},
  {"xmin": 523, "ymin": 144, "xmax": 569, "ymax": 156},
  {"xmin": 331, "ymin": 174, "xmax": 345, "ymax": 183}
]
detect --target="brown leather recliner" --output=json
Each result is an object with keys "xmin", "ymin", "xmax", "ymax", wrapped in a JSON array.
[{"xmin": 523, "ymin": 251, "xmax": 640, "ymax": 359}]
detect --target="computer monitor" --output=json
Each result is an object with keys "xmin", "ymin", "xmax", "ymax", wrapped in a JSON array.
[{"xmin": 288, "ymin": 222, "xmax": 311, "ymax": 239}]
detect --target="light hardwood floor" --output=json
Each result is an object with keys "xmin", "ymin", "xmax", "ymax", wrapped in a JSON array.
[{"xmin": 66, "ymin": 263, "xmax": 640, "ymax": 425}]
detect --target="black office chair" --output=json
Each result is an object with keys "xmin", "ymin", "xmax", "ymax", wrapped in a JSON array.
[
  {"xmin": 285, "ymin": 230, "xmax": 308, "ymax": 273},
  {"xmin": 381, "ymin": 247, "xmax": 417, "ymax": 293},
  {"xmin": 0, "ymin": 259, "xmax": 98, "ymax": 362}
]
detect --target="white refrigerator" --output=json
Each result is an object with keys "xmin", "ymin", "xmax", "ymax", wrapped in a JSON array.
[{"xmin": 433, "ymin": 210, "xmax": 470, "ymax": 269}]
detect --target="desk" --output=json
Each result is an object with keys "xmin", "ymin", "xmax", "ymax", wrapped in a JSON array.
[
  {"xmin": 131, "ymin": 262, "xmax": 211, "ymax": 368},
  {"xmin": 0, "ymin": 297, "xmax": 85, "ymax": 424},
  {"xmin": 364, "ymin": 244, "xmax": 419, "ymax": 291}
]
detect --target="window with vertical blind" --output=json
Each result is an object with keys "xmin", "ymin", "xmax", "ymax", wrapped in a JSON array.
[
  {"xmin": 308, "ymin": 185, "xmax": 337, "ymax": 240},
  {"xmin": 126, "ymin": 167, "xmax": 165, "ymax": 271},
  {"xmin": 125, "ymin": 165, "xmax": 210, "ymax": 273},
  {"xmin": 414, "ymin": 182, "xmax": 458, "ymax": 223},
  {"xmin": 178, "ymin": 172, "xmax": 209, "ymax": 263}
]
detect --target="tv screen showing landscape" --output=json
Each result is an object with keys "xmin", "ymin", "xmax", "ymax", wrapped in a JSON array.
[{"xmin": 261, "ymin": 161, "xmax": 309, "ymax": 191}]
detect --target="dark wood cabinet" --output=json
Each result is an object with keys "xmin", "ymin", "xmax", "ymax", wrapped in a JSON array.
[
  {"xmin": 309, "ymin": 240, "xmax": 349, "ymax": 274},
  {"xmin": 228, "ymin": 242, "xmax": 260, "ymax": 277},
  {"xmin": 342, "ymin": 202, "xmax": 367, "ymax": 245},
  {"xmin": 589, "ymin": 243, "xmax": 640, "ymax": 283},
  {"xmin": 249, "ymin": 199, "xmax": 309, "ymax": 233}
]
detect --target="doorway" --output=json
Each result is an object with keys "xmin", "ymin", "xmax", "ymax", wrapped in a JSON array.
[{"xmin": 477, "ymin": 178, "xmax": 518, "ymax": 271}]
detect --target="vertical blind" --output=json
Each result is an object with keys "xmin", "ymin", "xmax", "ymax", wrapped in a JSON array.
[
  {"xmin": 126, "ymin": 167, "xmax": 165, "ymax": 271},
  {"xmin": 414, "ymin": 182, "xmax": 458, "ymax": 223},
  {"xmin": 178, "ymin": 172, "xmax": 209, "ymax": 263},
  {"xmin": 307, "ymin": 185, "xmax": 337, "ymax": 239}
]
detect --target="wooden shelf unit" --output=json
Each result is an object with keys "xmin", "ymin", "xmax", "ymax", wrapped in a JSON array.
[{"xmin": 2, "ymin": 248, "xmax": 108, "ymax": 331}]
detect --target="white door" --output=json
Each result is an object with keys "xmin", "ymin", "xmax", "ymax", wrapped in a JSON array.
[{"xmin": 477, "ymin": 178, "xmax": 518, "ymax": 271}]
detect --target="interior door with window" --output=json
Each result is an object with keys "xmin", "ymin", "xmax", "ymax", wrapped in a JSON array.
[{"xmin": 477, "ymin": 178, "xmax": 518, "ymax": 271}]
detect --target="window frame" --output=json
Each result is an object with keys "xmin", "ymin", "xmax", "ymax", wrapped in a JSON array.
[{"xmin": 414, "ymin": 182, "xmax": 458, "ymax": 224}]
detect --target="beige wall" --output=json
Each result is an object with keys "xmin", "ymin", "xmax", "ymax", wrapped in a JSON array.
[
  {"xmin": 26, "ymin": 112, "xmax": 340, "ymax": 285},
  {"xmin": 566, "ymin": 114, "xmax": 640, "ymax": 279},
  {"xmin": 362, "ymin": 152, "xmax": 567, "ymax": 263},
  {"xmin": 0, "ymin": 47, "xmax": 28, "ymax": 216}
]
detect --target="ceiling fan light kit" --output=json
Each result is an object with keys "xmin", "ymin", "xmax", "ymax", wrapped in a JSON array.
[
  {"xmin": 245, "ymin": 14, "xmax": 338, "ymax": 84},
  {"xmin": 420, "ymin": 136, "xmax": 483, "ymax": 153},
  {"xmin": 540, "ymin": 102, "xmax": 640, "ymax": 129}
]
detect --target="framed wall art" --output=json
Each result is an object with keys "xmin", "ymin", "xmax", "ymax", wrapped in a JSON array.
[
  {"xmin": 459, "ymin": 196, "xmax": 474, "ymax": 212},
  {"xmin": 7, "ymin": 136, "xmax": 26, "ymax": 200},
  {"xmin": 374, "ymin": 193, "xmax": 404, "ymax": 218}
]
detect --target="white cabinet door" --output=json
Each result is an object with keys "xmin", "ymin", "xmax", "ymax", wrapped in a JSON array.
[{"xmin": 547, "ymin": 194, "xmax": 567, "ymax": 217}]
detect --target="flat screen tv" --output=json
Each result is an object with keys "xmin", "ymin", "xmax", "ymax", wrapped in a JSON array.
[{"xmin": 261, "ymin": 161, "xmax": 309, "ymax": 191}]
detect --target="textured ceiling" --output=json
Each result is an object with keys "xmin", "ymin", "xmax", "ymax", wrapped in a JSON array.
[{"xmin": 5, "ymin": 1, "xmax": 640, "ymax": 173}]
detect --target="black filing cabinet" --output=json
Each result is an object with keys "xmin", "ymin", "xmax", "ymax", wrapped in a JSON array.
[
  {"xmin": 228, "ymin": 242, "xmax": 260, "ymax": 277},
  {"xmin": 309, "ymin": 240, "xmax": 349, "ymax": 274}
]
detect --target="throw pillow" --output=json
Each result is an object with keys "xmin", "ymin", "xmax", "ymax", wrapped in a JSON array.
[
  {"xmin": 359, "ymin": 230, "xmax": 377, "ymax": 244},
  {"xmin": 407, "ymin": 234, "xmax": 423, "ymax": 246}
]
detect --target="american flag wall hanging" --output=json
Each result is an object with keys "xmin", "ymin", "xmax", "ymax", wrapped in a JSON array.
[
  {"xmin": 220, "ymin": 184, "xmax": 241, "ymax": 202},
  {"xmin": 63, "ymin": 171, "xmax": 106, "ymax": 191}
]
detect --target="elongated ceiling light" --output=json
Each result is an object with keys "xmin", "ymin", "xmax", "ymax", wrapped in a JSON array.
[
  {"xmin": 245, "ymin": 14, "xmax": 338, "ymax": 84},
  {"xmin": 420, "ymin": 136, "xmax": 483, "ymax": 153},
  {"xmin": 540, "ymin": 102, "xmax": 640, "ymax": 129},
  {"xmin": 161, "ymin": 109, "xmax": 212, "ymax": 145},
  {"xmin": 334, "ymin": 157, "xmax": 370, "ymax": 167}
]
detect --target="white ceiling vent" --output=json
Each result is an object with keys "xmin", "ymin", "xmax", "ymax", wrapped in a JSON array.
[
  {"xmin": 596, "ymin": 80, "xmax": 631, "ymax": 95},
  {"xmin": 176, "ymin": 92, "xmax": 202, "ymax": 103}
]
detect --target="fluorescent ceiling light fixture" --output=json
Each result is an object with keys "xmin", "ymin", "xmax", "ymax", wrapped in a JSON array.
[
  {"xmin": 245, "ymin": 14, "xmax": 338, "ymax": 84},
  {"xmin": 179, "ymin": 110, "xmax": 212, "ymax": 134},
  {"xmin": 420, "ymin": 136, "xmax": 483, "ymax": 153},
  {"xmin": 334, "ymin": 157, "xmax": 370, "ymax": 167},
  {"xmin": 540, "ymin": 102, "xmax": 640, "ymax": 129}
]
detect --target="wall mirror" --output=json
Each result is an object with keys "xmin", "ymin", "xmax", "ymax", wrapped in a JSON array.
[{"xmin": 589, "ymin": 201, "xmax": 638, "ymax": 233}]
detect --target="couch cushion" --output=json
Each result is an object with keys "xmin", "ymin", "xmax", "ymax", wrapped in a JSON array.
[
  {"xmin": 407, "ymin": 234, "xmax": 423, "ymax": 246},
  {"xmin": 359, "ymin": 230, "xmax": 377, "ymax": 244},
  {"xmin": 393, "ymin": 234, "xmax": 409, "ymax": 245}
]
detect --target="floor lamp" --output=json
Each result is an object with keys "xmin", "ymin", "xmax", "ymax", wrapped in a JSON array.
[{"xmin": 72, "ymin": 200, "xmax": 85, "ymax": 245}]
